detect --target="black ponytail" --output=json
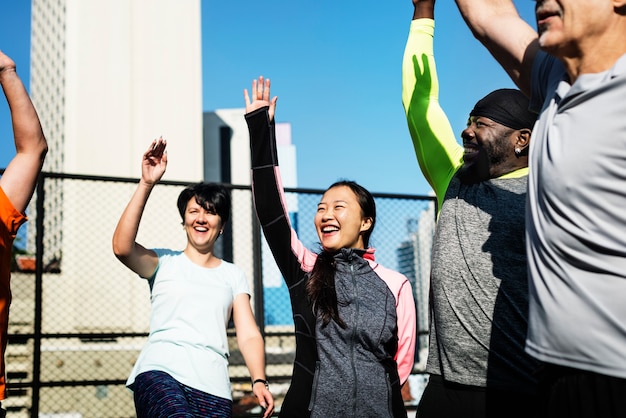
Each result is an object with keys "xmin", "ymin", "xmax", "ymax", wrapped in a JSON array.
[{"xmin": 307, "ymin": 250, "xmax": 346, "ymax": 328}]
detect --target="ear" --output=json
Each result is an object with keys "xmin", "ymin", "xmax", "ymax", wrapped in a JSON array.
[
  {"xmin": 360, "ymin": 217, "xmax": 373, "ymax": 233},
  {"xmin": 514, "ymin": 128, "xmax": 531, "ymax": 152}
]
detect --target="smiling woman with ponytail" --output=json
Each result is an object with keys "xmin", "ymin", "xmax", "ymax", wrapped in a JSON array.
[
  {"xmin": 244, "ymin": 77, "xmax": 416, "ymax": 418},
  {"xmin": 307, "ymin": 180, "xmax": 376, "ymax": 330}
]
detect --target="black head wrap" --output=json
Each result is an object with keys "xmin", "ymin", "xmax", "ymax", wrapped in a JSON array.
[{"xmin": 469, "ymin": 89, "xmax": 536, "ymax": 130}]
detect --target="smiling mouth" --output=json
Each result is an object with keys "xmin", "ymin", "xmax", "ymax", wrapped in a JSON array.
[
  {"xmin": 463, "ymin": 142, "xmax": 479, "ymax": 153},
  {"xmin": 321, "ymin": 226, "xmax": 339, "ymax": 234},
  {"xmin": 462, "ymin": 144, "xmax": 480, "ymax": 162}
]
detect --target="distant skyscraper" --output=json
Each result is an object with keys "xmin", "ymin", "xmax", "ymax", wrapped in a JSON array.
[
  {"xmin": 27, "ymin": 0, "xmax": 203, "ymax": 329},
  {"xmin": 396, "ymin": 203, "xmax": 435, "ymax": 368},
  {"xmin": 32, "ymin": 0, "xmax": 202, "ymax": 178}
]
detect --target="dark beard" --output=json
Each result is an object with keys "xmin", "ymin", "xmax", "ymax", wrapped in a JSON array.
[
  {"xmin": 458, "ymin": 134, "xmax": 511, "ymax": 184},
  {"xmin": 457, "ymin": 150, "xmax": 490, "ymax": 184}
]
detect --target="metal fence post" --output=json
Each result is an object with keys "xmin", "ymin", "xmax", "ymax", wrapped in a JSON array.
[
  {"xmin": 251, "ymin": 198, "xmax": 265, "ymax": 339},
  {"xmin": 31, "ymin": 172, "xmax": 45, "ymax": 417}
]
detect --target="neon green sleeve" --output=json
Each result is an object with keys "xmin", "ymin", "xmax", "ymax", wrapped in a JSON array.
[{"xmin": 402, "ymin": 19, "xmax": 463, "ymax": 208}]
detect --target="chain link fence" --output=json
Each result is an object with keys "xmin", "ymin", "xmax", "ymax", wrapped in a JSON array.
[{"xmin": 6, "ymin": 172, "xmax": 436, "ymax": 417}]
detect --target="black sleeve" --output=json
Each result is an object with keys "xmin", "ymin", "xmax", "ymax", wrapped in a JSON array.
[{"xmin": 245, "ymin": 107, "xmax": 310, "ymax": 287}]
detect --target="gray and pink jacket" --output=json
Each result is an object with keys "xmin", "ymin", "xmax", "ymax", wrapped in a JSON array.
[{"xmin": 246, "ymin": 107, "xmax": 416, "ymax": 418}]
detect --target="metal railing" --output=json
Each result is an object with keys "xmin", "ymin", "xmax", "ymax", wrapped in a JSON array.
[{"xmin": 5, "ymin": 171, "xmax": 436, "ymax": 417}]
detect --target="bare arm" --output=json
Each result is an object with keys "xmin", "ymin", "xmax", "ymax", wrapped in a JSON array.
[
  {"xmin": 112, "ymin": 138, "xmax": 167, "ymax": 278},
  {"xmin": 0, "ymin": 50, "xmax": 48, "ymax": 213},
  {"xmin": 233, "ymin": 294, "xmax": 274, "ymax": 418},
  {"xmin": 454, "ymin": 0, "xmax": 539, "ymax": 96}
]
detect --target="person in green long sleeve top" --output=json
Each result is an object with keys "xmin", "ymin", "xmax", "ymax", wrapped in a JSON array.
[{"xmin": 402, "ymin": 1, "xmax": 540, "ymax": 417}]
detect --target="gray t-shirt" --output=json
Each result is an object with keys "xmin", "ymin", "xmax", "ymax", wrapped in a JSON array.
[
  {"xmin": 527, "ymin": 51, "xmax": 626, "ymax": 378},
  {"xmin": 427, "ymin": 175, "xmax": 538, "ymax": 392}
]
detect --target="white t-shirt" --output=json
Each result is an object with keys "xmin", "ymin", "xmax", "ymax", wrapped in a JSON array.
[{"xmin": 127, "ymin": 249, "xmax": 250, "ymax": 400}]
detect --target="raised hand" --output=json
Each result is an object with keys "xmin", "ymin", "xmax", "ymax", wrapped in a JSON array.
[
  {"xmin": 141, "ymin": 137, "xmax": 167, "ymax": 185},
  {"xmin": 244, "ymin": 76, "xmax": 278, "ymax": 121}
]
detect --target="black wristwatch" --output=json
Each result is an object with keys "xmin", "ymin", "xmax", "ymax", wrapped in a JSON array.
[{"xmin": 252, "ymin": 378, "xmax": 269, "ymax": 389}]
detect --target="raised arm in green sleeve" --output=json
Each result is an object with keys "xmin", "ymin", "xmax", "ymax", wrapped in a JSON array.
[{"xmin": 402, "ymin": 18, "xmax": 463, "ymax": 208}]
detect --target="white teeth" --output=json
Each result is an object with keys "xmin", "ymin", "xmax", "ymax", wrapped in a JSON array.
[
  {"xmin": 194, "ymin": 227, "xmax": 208, "ymax": 232},
  {"xmin": 322, "ymin": 226, "xmax": 339, "ymax": 233}
]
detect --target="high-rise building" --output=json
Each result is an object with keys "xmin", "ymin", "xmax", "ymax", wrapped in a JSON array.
[
  {"xmin": 29, "ymin": 0, "xmax": 203, "ymax": 258},
  {"xmin": 396, "ymin": 202, "xmax": 435, "ymax": 369},
  {"xmin": 27, "ymin": 0, "xmax": 203, "ymax": 324}
]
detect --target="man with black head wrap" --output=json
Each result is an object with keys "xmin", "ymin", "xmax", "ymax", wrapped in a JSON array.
[{"xmin": 401, "ymin": 1, "xmax": 539, "ymax": 417}]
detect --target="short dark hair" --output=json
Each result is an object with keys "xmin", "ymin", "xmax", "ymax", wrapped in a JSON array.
[{"xmin": 176, "ymin": 182, "xmax": 231, "ymax": 224}]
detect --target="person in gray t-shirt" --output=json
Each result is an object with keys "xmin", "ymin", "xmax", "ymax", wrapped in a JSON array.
[{"xmin": 403, "ymin": 1, "xmax": 539, "ymax": 416}]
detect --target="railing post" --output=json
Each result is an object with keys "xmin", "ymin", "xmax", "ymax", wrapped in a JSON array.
[
  {"xmin": 251, "ymin": 198, "xmax": 265, "ymax": 339},
  {"xmin": 31, "ymin": 172, "xmax": 45, "ymax": 417}
]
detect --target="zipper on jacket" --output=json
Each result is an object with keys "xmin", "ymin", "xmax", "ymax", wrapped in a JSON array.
[
  {"xmin": 307, "ymin": 361, "xmax": 321, "ymax": 412},
  {"xmin": 386, "ymin": 372, "xmax": 394, "ymax": 417},
  {"xmin": 350, "ymin": 261, "xmax": 359, "ymax": 416}
]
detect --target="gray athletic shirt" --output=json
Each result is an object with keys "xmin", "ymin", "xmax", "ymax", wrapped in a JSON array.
[
  {"xmin": 427, "ymin": 175, "xmax": 538, "ymax": 392},
  {"xmin": 527, "ymin": 51, "xmax": 626, "ymax": 378}
]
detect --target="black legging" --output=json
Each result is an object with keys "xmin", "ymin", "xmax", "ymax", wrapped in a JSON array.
[{"xmin": 132, "ymin": 370, "xmax": 232, "ymax": 418}]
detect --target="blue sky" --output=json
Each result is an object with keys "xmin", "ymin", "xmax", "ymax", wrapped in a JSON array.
[{"xmin": 1, "ymin": 1, "xmax": 536, "ymax": 196}]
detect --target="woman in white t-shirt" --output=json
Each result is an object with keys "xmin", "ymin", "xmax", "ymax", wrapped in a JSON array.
[{"xmin": 112, "ymin": 138, "xmax": 274, "ymax": 418}]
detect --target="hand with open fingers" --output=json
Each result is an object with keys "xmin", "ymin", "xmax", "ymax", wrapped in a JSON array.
[
  {"xmin": 244, "ymin": 76, "xmax": 278, "ymax": 121},
  {"xmin": 141, "ymin": 137, "xmax": 168, "ymax": 186}
]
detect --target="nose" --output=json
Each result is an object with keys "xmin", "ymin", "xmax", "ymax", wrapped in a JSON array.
[
  {"xmin": 317, "ymin": 207, "xmax": 333, "ymax": 221},
  {"xmin": 195, "ymin": 211, "xmax": 208, "ymax": 223},
  {"xmin": 461, "ymin": 126, "xmax": 475, "ymax": 142}
]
